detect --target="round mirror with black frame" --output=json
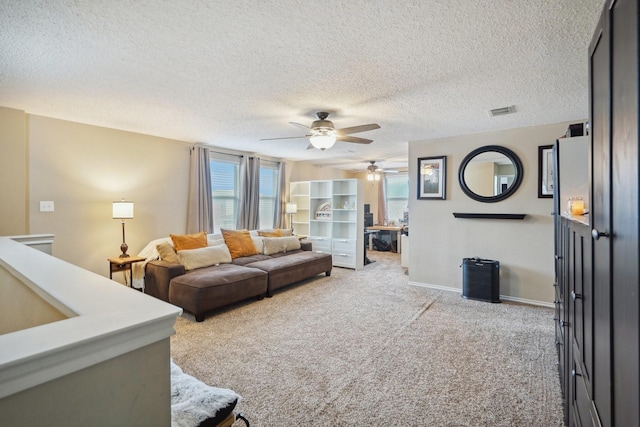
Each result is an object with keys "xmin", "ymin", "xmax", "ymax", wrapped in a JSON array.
[{"xmin": 458, "ymin": 145, "xmax": 524, "ymax": 203}]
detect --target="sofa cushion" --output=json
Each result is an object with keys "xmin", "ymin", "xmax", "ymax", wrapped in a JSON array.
[
  {"xmin": 157, "ymin": 241, "xmax": 180, "ymax": 264},
  {"xmin": 245, "ymin": 251, "xmax": 332, "ymax": 296},
  {"xmin": 221, "ymin": 229, "xmax": 259, "ymax": 258},
  {"xmin": 207, "ymin": 237, "xmax": 226, "ymax": 247},
  {"xmin": 170, "ymin": 231, "xmax": 208, "ymax": 251},
  {"xmin": 262, "ymin": 236, "xmax": 301, "ymax": 255},
  {"xmin": 231, "ymin": 253, "xmax": 272, "ymax": 266},
  {"xmin": 268, "ymin": 249, "xmax": 304, "ymax": 258},
  {"xmin": 169, "ymin": 264, "xmax": 268, "ymax": 320},
  {"xmin": 178, "ymin": 245, "xmax": 232, "ymax": 270}
]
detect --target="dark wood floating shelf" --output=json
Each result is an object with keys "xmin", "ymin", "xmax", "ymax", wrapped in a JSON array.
[{"xmin": 452, "ymin": 213, "xmax": 527, "ymax": 220}]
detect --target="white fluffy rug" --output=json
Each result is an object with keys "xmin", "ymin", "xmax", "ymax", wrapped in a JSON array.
[{"xmin": 171, "ymin": 360, "xmax": 241, "ymax": 427}]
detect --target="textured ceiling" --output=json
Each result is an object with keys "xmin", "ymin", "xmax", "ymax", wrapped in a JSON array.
[{"xmin": 0, "ymin": 0, "xmax": 603, "ymax": 172}]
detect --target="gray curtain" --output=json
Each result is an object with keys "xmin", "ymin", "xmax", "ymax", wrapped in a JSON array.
[
  {"xmin": 237, "ymin": 156, "xmax": 260, "ymax": 230},
  {"xmin": 274, "ymin": 161, "xmax": 286, "ymax": 228},
  {"xmin": 186, "ymin": 146, "xmax": 214, "ymax": 233},
  {"xmin": 377, "ymin": 176, "xmax": 387, "ymax": 225}
]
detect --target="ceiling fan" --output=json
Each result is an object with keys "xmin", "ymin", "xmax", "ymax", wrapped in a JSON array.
[
  {"xmin": 366, "ymin": 160, "xmax": 398, "ymax": 181},
  {"xmin": 260, "ymin": 112, "xmax": 380, "ymax": 151}
]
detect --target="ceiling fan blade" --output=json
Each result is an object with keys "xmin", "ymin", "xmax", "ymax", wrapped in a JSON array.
[
  {"xmin": 306, "ymin": 144, "xmax": 315, "ymax": 150},
  {"xmin": 381, "ymin": 169, "xmax": 399, "ymax": 173},
  {"xmin": 336, "ymin": 123, "xmax": 380, "ymax": 135},
  {"xmin": 260, "ymin": 135, "xmax": 310, "ymax": 141},
  {"xmin": 289, "ymin": 122, "xmax": 311, "ymax": 131},
  {"xmin": 337, "ymin": 135, "xmax": 373, "ymax": 144}
]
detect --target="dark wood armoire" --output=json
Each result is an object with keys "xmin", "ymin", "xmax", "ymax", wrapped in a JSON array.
[{"xmin": 555, "ymin": 0, "xmax": 639, "ymax": 426}]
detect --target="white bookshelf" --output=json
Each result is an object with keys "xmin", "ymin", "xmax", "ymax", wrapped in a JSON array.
[{"xmin": 291, "ymin": 179, "xmax": 363, "ymax": 269}]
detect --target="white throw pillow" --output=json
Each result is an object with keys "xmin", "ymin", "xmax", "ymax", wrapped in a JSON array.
[
  {"xmin": 177, "ymin": 245, "xmax": 232, "ymax": 270},
  {"xmin": 252, "ymin": 236, "xmax": 264, "ymax": 254},
  {"xmin": 262, "ymin": 236, "xmax": 301, "ymax": 255},
  {"xmin": 207, "ymin": 235, "xmax": 226, "ymax": 246}
]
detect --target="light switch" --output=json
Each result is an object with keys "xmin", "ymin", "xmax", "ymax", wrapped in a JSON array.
[{"xmin": 40, "ymin": 201, "xmax": 54, "ymax": 212}]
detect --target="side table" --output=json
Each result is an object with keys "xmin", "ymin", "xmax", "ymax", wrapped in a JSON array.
[{"xmin": 108, "ymin": 256, "xmax": 146, "ymax": 288}]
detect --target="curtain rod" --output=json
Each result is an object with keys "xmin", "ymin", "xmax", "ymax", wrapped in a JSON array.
[{"xmin": 191, "ymin": 143, "xmax": 284, "ymax": 163}]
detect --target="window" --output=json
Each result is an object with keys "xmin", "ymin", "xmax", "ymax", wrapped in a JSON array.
[
  {"xmin": 210, "ymin": 153, "xmax": 240, "ymax": 234},
  {"xmin": 209, "ymin": 153, "xmax": 281, "ymax": 233},
  {"xmin": 385, "ymin": 174, "xmax": 409, "ymax": 224},
  {"xmin": 259, "ymin": 160, "xmax": 279, "ymax": 229}
]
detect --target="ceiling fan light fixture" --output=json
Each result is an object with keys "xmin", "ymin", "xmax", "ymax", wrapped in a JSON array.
[
  {"xmin": 309, "ymin": 132, "xmax": 337, "ymax": 150},
  {"xmin": 261, "ymin": 112, "xmax": 379, "ymax": 149},
  {"xmin": 367, "ymin": 172, "xmax": 380, "ymax": 181}
]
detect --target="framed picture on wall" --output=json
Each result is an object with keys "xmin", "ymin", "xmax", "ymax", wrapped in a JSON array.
[
  {"xmin": 418, "ymin": 156, "xmax": 446, "ymax": 200},
  {"xmin": 538, "ymin": 145, "xmax": 554, "ymax": 198}
]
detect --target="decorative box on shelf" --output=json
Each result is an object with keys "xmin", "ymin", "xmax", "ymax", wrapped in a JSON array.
[
  {"xmin": 315, "ymin": 202, "xmax": 332, "ymax": 220},
  {"xmin": 315, "ymin": 211, "xmax": 332, "ymax": 220}
]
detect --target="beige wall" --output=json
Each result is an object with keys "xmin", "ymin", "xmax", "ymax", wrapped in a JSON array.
[
  {"xmin": 0, "ymin": 264, "xmax": 68, "ymax": 334},
  {"xmin": 289, "ymin": 160, "xmax": 350, "ymax": 182},
  {"xmin": 408, "ymin": 121, "xmax": 577, "ymax": 304},
  {"xmin": 0, "ymin": 107, "xmax": 28, "ymax": 235},
  {"xmin": 26, "ymin": 115, "xmax": 191, "ymax": 279}
]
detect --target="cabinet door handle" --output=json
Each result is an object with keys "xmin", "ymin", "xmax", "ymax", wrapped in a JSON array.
[
  {"xmin": 555, "ymin": 255, "xmax": 563, "ymax": 260},
  {"xmin": 571, "ymin": 291, "xmax": 582, "ymax": 301},
  {"xmin": 592, "ymin": 228, "xmax": 610, "ymax": 240},
  {"xmin": 561, "ymin": 320, "xmax": 571, "ymax": 327},
  {"xmin": 571, "ymin": 369, "xmax": 582, "ymax": 377}
]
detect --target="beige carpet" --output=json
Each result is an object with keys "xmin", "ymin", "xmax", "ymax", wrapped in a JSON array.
[{"xmin": 170, "ymin": 251, "xmax": 564, "ymax": 426}]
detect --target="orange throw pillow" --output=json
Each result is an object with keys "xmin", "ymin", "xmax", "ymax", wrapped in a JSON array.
[
  {"xmin": 221, "ymin": 229, "xmax": 259, "ymax": 258},
  {"xmin": 258, "ymin": 228, "xmax": 283, "ymax": 237},
  {"xmin": 170, "ymin": 231, "xmax": 207, "ymax": 251}
]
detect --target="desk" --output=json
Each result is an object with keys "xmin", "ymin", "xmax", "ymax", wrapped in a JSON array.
[{"xmin": 366, "ymin": 225, "xmax": 403, "ymax": 254}]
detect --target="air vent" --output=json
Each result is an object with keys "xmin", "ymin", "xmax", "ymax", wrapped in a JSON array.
[{"xmin": 488, "ymin": 105, "xmax": 516, "ymax": 117}]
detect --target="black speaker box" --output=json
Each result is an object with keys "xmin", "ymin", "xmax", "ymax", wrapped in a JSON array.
[{"xmin": 462, "ymin": 258, "xmax": 500, "ymax": 303}]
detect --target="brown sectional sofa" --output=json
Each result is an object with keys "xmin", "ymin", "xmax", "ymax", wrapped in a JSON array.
[{"xmin": 145, "ymin": 238, "xmax": 332, "ymax": 322}]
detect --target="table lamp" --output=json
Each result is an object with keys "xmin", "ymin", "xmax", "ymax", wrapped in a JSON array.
[
  {"xmin": 113, "ymin": 199, "xmax": 134, "ymax": 258},
  {"xmin": 285, "ymin": 202, "xmax": 297, "ymax": 233}
]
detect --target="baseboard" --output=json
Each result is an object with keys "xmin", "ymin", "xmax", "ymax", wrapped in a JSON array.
[{"xmin": 407, "ymin": 281, "xmax": 554, "ymax": 308}]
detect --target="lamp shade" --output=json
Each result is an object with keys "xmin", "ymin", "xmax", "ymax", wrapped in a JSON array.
[
  {"xmin": 112, "ymin": 200, "xmax": 134, "ymax": 219},
  {"xmin": 285, "ymin": 202, "xmax": 298, "ymax": 214}
]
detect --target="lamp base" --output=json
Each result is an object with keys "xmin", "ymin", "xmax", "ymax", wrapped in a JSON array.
[
  {"xmin": 119, "ymin": 242, "xmax": 130, "ymax": 258},
  {"xmin": 289, "ymin": 213, "xmax": 295, "ymax": 235}
]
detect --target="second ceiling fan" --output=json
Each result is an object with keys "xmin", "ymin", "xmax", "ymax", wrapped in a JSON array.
[
  {"xmin": 261, "ymin": 112, "xmax": 380, "ymax": 150},
  {"xmin": 367, "ymin": 160, "xmax": 398, "ymax": 181}
]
